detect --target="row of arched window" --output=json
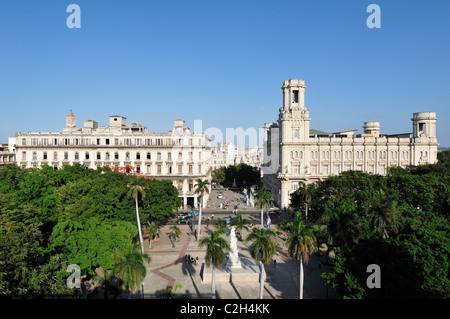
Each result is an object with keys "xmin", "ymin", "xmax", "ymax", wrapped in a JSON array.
[
  {"xmin": 32, "ymin": 151, "xmax": 197, "ymax": 161},
  {"xmin": 288, "ymin": 150, "xmax": 413, "ymax": 161}
]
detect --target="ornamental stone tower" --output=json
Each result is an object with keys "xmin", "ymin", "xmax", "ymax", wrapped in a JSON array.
[{"xmin": 278, "ymin": 79, "xmax": 311, "ymax": 143}]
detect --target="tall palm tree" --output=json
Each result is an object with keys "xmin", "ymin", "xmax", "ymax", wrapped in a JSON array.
[
  {"xmin": 194, "ymin": 179, "xmax": 210, "ymax": 238},
  {"xmin": 322, "ymin": 196, "xmax": 363, "ymax": 250},
  {"xmin": 297, "ymin": 181, "xmax": 316, "ymax": 220},
  {"xmin": 198, "ymin": 229, "xmax": 230, "ymax": 299},
  {"xmin": 245, "ymin": 227, "xmax": 277, "ymax": 299},
  {"xmin": 112, "ymin": 244, "xmax": 151, "ymax": 296},
  {"xmin": 169, "ymin": 225, "xmax": 182, "ymax": 243},
  {"xmin": 230, "ymin": 214, "xmax": 251, "ymax": 240},
  {"xmin": 145, "ymin": 221, "xmax": 160, "ymax": 249},
  {"xmin": 127, "ymin": 176, "xmax": 147, "ymax": 254},
  {"xmin": 366, "ymin": 189, "xmax": 402, "ymax": 239},
  {"xmin": 283, "ymin": 211, "xmax": 318, "ymax": 299},
  {"xmin": 212, "ymin": 218, "xmax": 228, "ymax": 232},
  {"xmin": 254, "ymin": 188, "xmax": 272, "ymax": 227},
  {"xmin": 245, "ymin": 227, "xmax": 277, "ymax": 264}
]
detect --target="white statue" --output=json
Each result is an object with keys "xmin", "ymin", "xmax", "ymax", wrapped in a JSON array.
[{"xmin": 226, "ymin": 226, "xmax": 242, "ymax": 269}]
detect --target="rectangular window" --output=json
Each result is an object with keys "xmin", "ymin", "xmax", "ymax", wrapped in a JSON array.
[
  {"xmin": 293, "ymin": 165, "xmax": 300, "ymax": 175},
  {"xmin": 311, "ymin": 164, "xmax": 317, "ymax": 175},
  {"xmin": 334, "ymin": 165, "xmax": 340, "ymax": 175},
  {"xmin": 323, "ymin": 164, "xmax": 329, "ymax": 175},
  {"xmin": 293, "ymin": 90, "xmax": 299, "ymax": 103},
  {"xmin": 106, "ymin": 139, "xmax": 110, "ymax": 145},
  {"xmin": 43, "ymin": 152, "xmax": 48, "ymax": 160}
]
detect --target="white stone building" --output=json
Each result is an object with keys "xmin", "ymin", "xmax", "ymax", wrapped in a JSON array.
[
  {"xmin": 9, "ymin": 113, "xmax": 212, "ymax": 209},
  {"xmin": 262, "ymin": 79, "xmax": 439, "ymax": 209}
]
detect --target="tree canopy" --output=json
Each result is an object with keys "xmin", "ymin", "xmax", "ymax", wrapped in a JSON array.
[{"xmin": 0, "ymin": 164, "xmax": 181, "ymax": 297}]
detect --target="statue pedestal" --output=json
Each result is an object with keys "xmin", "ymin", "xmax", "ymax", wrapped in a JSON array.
[
  {"xmin": 201, "ymin": 226, "xmax": 264, "ymax": 283},
  {"xmin": 201, "ymin": 257, "xmax": 262, "ymax": 283}
]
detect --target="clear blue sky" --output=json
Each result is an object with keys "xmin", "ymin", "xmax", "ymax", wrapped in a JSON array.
[{"xmin": 1, "ymin": 0, "xmax": 449, "ymax": 147}]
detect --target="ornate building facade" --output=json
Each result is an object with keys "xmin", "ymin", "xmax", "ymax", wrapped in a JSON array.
[
  {"xmin": 262, "ymin": 79, "xmax": 439, "ymax": 209},
  {"xmin": 8, "ymin": 113, "xmax": 212, "ymax": 209}
]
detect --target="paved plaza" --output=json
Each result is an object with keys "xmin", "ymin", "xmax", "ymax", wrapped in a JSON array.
[
  {"xmin": 136, "ymin": 224, "xmax": 338, "ymax": 299},
  {"xmin": 128, "ymin": 188, "xmax": 340, "ymax": 299}
]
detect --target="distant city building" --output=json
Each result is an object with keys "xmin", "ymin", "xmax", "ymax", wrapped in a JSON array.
[
  {"xmin": 210, "ymin": 141, "xmax": 263, "ymax": 170},
  {"xmin": 0, "ymin": 145, "xmax": 15, "ymax": 167},
  {"xmin": 262, "ymin": 79, "xmax": 439, "ymax": 209},
  {"xmin": 8, "ymin": 113, "xmax": 212, "ymax": 209}
]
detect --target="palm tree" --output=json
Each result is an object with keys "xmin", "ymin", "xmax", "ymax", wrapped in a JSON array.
[
  {"xmin": 322, "ymin": 196, "xmax": 363, "ymax": 250},
  {"xmin": 230, "ymin": 214, "xmax": 251, "ymax": 240},
  {"xmin": 283, "ymin": 211, "xmax": 318, "ymax": 299},
  {"xmin": 245, "ymin": 227, "xmax": 277, "ymax": 264},
  {"xmin": 212, "ymin": 218, "xmax": 228, "ymax": 232},
  {"xmin": 169, "ymin": 225, "xmax": 182, "ymax": 243},
  {"xmin": 245, "ymin": 226, "xmax": 276, "ymax": 299},
  {"xmin": 366, "ymin": 189, "xmax": 402, "ymax": 239},
  {"xmin": 144, "ymin": 221, "xmax": 160, "ymax": 249},
  {"xmin": 198, "ymin": 229, "xmax": 230, "ymax": 299},
  {"xmin": 297, "ymin": 181, "xmax": 316, "ymax": 220},
  {"xmin": 112, "ymin": 244, "xmax": 151, "ymax": 296},
  {"xmin": 194, "ymin": 179, "xmax": 210, "ymax": 238},
  {"xmin": 127, "ymin": 176, "xmax": 147, "ymax": 254},
  {"xmin": 254, "ymin": 188, "xmax": 272, "ymax": 227}
]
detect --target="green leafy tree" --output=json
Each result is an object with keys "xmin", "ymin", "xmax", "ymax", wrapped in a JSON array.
[
  {"xmin": 366, "ymin": 189, "xmax": 402, "ymax": 239},
  {"xmin": 211, "ymin": 167, "xmax": 226, "ymax": 185},
  {"xmin": 142, "ymin": 179, "xmax": 182, "ymax": 221},
  {"xmin": 291, "ymin": 181, "xmax": 316, "ymax": 220},
  {"xmin": 198, "ymin": 229, "xmax": 230, "ymax": 299},
  {"xmin": 49, "ymin": 218, "xmax": 138, "ymax": 276}
]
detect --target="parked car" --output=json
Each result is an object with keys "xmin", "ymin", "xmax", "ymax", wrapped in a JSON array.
[
  {"xmin": 178, "ymin": 216, "xmax": 190, "ymax": 224},
  {"xmin": 225, "ymin": 217, "xmax": 232, "ymax": 225},
  {"xmin": 217, "ymin": 194, "xmax": 223, "ymax": 199},
  {"xmin": 178, "ymin": 213, "xmax": 189, "ymax": 219},
  {"xmin": 187, "ymin": 211, "xmax": 199, "ymax": 217}
]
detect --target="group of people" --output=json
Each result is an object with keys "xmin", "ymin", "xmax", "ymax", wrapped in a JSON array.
[{"xmin": 184, "ymin": 254, "xmax": 199, "ymax": 265}]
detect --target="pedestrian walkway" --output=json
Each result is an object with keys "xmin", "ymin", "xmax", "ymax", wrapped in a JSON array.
[{"xmin": 137, "ymin": 224, "xmax": 339, "ymax": 299}]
